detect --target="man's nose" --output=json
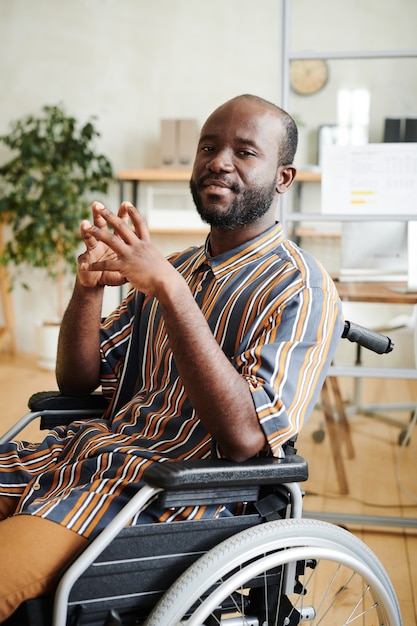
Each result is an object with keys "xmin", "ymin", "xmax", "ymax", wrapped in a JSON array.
[{"xmin": 206, "ymin": 150, "xmax": 234, "ymax": 173}]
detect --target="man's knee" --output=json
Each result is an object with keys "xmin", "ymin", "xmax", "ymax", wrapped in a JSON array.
[
  {"xmin": 0, "ymin": 515, "xmax": 87, "ymax": 621},
  {"xmin": 0, "ymin": 495, "xmax": 19, "ymax": 520}
]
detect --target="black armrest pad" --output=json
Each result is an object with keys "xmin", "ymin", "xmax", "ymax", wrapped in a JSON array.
[
  {"xmin": 28, "ymin": 391, "xmax": 108, "ymax": 412},
  {"xmin": 143, "ymin": 455, "xmax": 308, "ymax": 491}
]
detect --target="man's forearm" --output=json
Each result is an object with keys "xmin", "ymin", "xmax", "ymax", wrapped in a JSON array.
[
  {"xmin": 56, "ymin": 278, "xmax": 105, "ymax": 396},
  {"xmin": 158, "ymin": 278, "xmax": 266, "ymax": 462}
]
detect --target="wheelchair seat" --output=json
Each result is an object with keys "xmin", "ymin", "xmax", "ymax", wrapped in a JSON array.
[{"xmin": 3, "ymin": 407, "xmax": 308, "ymax": 625}]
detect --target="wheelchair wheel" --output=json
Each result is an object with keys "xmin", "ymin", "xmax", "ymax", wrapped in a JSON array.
[{"xmin": 145, "ymin": 518, "xmax": 401, "ymax": 626}]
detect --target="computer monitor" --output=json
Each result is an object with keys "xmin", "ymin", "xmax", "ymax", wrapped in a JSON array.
[
  {"xmin": 321, "ymin": 143, "xmax": 417, "ymax": 216},
  {"xmin": 339, "ymin": 221, "xmax": 408, "ymax": 282}
]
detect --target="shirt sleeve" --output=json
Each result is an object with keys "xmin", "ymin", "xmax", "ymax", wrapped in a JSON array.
[
  {"xmin": 99, "ymin": 288, "xmax": 138, "ymax": 404},
  {"xmin": 235, "ymin": 283, "xmax": 343, "ymax": 457}
]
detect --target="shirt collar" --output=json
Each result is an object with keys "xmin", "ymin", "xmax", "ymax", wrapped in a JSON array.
[{"xmin": 190, "ymin": 222, "xmax": 286, "ymax": 279}]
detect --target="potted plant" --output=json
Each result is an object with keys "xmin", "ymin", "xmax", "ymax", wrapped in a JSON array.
[{"xmin": 0, "ymin": 104, "xmax": 113, "ymax": 368}]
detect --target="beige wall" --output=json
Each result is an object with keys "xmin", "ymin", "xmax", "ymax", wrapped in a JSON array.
[
  {"xmin": 0, "ymin": 0, "xmax": 282, "ymax": 175},
  {"xmin": 0, "ymin": 0, "xmax": 416, "ymax": 352}
]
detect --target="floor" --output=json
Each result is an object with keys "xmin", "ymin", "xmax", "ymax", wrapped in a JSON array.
[
  {"xmin": 298, "ymin": 376, "xmax": 417, "ymax": 625},
  {"xmin": 0, "ymin": 352, "xmax": 416, "ymax": 623}
]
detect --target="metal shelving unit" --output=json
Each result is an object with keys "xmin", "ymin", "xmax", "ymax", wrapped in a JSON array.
[
  {"xmin": 278, "ymin": 0, "xmax": 417, "ymax": 230},
  {"xmin": 278, "ymin": 0, "xmax": 417, "ymax": 530}
]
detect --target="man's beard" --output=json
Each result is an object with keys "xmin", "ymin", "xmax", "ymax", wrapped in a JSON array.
[{"xmin": 190, "ymin": 177, "xmax": 277, "ymax": 230}]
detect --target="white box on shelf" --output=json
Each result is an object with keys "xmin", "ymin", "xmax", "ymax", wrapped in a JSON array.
[
  {"xmin": 177, "ymin": 119, "xmax": 199, "ymax": 167},
  {"xmin": 160, "ymin": 119, "xmax": 177, "ymax": 167},
  {"xmin": 159, "ymin": 119, "xmax": 199, "ymax": 169}
]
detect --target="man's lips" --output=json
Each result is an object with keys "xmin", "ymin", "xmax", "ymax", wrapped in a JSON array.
[
  {"xmin": 199, "ymin": 176, "xmax": 238, "ymax": 193},
  {"xmin": 204, "ymin": 185, "xmax": 231, "ymax": 196},
  {"xmin": 202, "ymin": 179, "xmax": 231, "ymax": 189}
]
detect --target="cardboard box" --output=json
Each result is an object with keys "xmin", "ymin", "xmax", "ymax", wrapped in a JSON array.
[
  {"xmin": 160, "ymin": 119, "xmax": 177, "ymax": 167},
  {"xmin": 160, "ymin": 119, "xmax": 199, "ymax": 168}
]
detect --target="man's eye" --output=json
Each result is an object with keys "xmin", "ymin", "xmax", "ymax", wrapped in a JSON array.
[
  {"xmin": 201, "ymin": 146, "xmax": 214, "ymax": 152},
  {"xmin": 238, "ymin": 150, "xmax": 255, "ymax": 157}
]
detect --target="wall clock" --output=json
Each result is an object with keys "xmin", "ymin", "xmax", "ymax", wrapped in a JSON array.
[{"xmin": 290, "ymin": 59, "xmax": 329, "ymax": 96}]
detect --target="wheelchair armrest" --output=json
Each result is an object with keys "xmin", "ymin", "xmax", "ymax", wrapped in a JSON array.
[
  {"xmin": 28, "ymin": 391, "xmax": 108, "ymax": 412},
  {"xmin": 26, "ymin": 392, "xmax": 108, "ymax": 431},
  {"xmin": 143, "ymin": 456, "xmax": 308, "ymax": 507},
  {"xmin": 144, "ymin": 456, "xmax": 308, "ymax": 489}
]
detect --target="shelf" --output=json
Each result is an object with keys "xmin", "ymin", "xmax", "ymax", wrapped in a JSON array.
[
  {"xmin": 149, "ymin": 227, "xmax": 208, "ymax": 235},
  {"xmin": 289, "ymin": 49, "xmax": 417, "ymax": 61},
  {"xmin": 293, "ymin": 227, "xmax": 340, "ymax": 239},
  {"xmin": 118, "ymin": 168, "xmax": 192, "ymax": 182},
  {"xmin": 283, "ymin": 213, "xmax": 417, "ymax": 222}
]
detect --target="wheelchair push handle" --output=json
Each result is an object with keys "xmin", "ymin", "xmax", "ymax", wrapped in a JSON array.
[{"xmin": 342, "ymin": 320, "xmax": 394, "ymax": 354}]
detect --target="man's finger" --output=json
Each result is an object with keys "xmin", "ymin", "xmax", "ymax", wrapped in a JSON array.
[
  {"xmin": 92, "ymin": 201, "xmax": 111, "ymax": 228},
  {"xmin": 80, "ymin": 220, "xmax": 100, "ymax": 250},
  {"xmin": 93, "ymin": 205, "xmax": 138, "ymax": 246},
  {"xmin": 117, "ymin": 202, "xmax": 133, "ymax": 224},
  {"xmin": 78, "ymin": 250, "xmax": 91, "ymax": 271},
  {"xmin": 125, "ymin": 203, "xmax": 151, "ymax": 243}
]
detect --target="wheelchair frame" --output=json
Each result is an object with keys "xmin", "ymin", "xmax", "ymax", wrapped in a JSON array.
[{"xmin": 1, "ymin": 322, "xmax": 403, "ymax": 626}]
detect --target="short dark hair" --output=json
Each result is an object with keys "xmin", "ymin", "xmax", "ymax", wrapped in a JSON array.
[
  {"xmin": 233, "ymin": 94, "xmax": 298, "ymax": 166},
  {"xmin": 277, "ymin": 108, "xmax": 298, "ymax": 166}
]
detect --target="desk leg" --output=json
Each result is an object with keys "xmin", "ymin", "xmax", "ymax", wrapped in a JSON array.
[
  {"xmin": 329, "ymin": 376, "xmax": 355, "ymax": 459},
  {"xmin": 320, "ymin": 379, "xmax": 349, "ymax": 495},
  {"xmin": 132, "ymin": 181, "xmax": 138, "ymax": 207},
  {"xmin": 119, "ymin": 180, "xmax": 138, "ymax": 207}
]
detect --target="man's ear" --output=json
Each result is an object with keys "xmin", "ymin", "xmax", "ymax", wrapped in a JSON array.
[{"xmin": 276, "ymin": 165, "xmax": 297, "ymax": 194}]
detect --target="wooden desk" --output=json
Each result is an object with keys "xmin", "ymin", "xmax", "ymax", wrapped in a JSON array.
[
  {"xmin": 334, "ymin": 280, "xmax": 417, "ymax": 305},
  {"xmin": 117, "ymin": 168, "xmax": 322, "ymax": 183}
]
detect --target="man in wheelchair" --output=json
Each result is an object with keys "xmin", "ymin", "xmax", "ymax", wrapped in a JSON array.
[{"xmin": 0, "ymin": 94, "xmax": 342, "ymax": 620}]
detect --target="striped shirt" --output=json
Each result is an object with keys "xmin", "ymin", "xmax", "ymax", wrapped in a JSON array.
[{"xmin": 0, "ymin": 223, "xmax": 342, "ymax": 538}]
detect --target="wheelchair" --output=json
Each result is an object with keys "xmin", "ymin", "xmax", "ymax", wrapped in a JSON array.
[{"xmin": 1, "ymin": 322, "xmax": 402, "ymax": 626}]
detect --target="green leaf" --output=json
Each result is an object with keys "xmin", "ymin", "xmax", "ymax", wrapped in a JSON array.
[{"xmin": 0, "ymin": 103, "xmax": 113, "ymax": 284}]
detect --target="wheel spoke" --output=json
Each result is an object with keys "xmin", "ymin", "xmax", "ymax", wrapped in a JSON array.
[{"xmin": 146, "ymin": 519, "xmax": 401, "ymax": 626}]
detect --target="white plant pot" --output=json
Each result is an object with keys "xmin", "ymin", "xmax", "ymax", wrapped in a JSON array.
[{"xmin": 35, "ymin": 322, "xmax": 60, "ymax": 371}]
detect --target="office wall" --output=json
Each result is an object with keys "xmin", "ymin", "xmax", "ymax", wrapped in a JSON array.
[
  {"xmin": 0, "ymin": 0, "xmax": 282, "ymax": 176},
  {"xmin": 0, "ymin": 0, "xmax": 416, "ymax": 352}
]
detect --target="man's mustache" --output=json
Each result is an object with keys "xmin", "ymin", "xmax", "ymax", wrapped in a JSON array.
[{"xmin": 198, "ymin": 174, "xmax": 240, "ymax": 194}]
